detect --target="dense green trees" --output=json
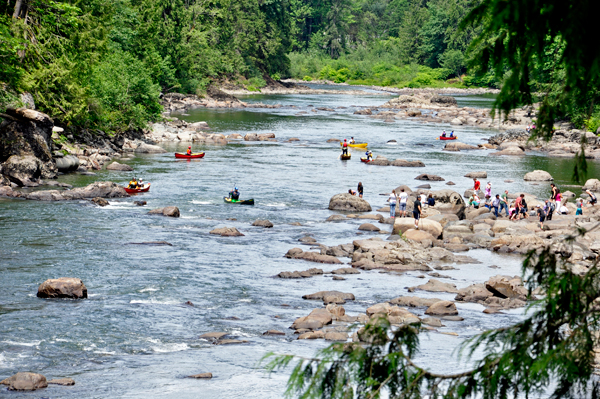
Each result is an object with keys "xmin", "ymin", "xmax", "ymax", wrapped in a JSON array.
[{"xmin": 0, "ymin": 0, "xmax": 292, "ymax": 132}]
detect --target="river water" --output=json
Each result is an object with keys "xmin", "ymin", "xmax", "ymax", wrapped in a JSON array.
[{"xmin": 1, "ymin": 87, "xmax": 597, "ymax": 398}]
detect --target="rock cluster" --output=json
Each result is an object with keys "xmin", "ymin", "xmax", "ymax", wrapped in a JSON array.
[{"xmin": 0, "ymin": 181, "xmax": 128, "ymax": 200}]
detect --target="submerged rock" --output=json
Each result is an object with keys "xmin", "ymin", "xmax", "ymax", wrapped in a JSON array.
[
  {"xmin": 148, "ymin": 206, "xmax": 181, "ymax": 217},
  {"xmin": 0, "ymin": 372, "xmax": 48, "ymax": 391},
  {"xmin": 252, "ymin": 219, "xmax": 274, "ymax": 228},
  {"xmin": 209, "ymin": 227, "xmax": 244, "ymax": 236}
]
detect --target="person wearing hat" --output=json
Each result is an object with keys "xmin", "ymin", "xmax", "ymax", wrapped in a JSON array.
[
  {"xmin": 229, "ymin": 187, "xmax": 240, "ymax": 200},
  {"xmin": 342, "ymin": 139, "xmax": 348, "ymax": 155},
  {"xmin": 536, "ymin": 205, "xmax": 546, "ymax": 229},
  {"xmin": 187, "ymin": 146, "xmax": 192, "ymax": 156}
]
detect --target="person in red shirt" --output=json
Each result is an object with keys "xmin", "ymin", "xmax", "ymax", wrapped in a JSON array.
[
  {"xmin": 187, "ymin": 146, "xmax": 192, "ymax": 155},
  {"xmin": 511, "ymin": 195, "xmax": 523, "ymax": 220},
  {"xmin": 342, "ymin": 139, "xmax": 348, "ymax": 155},
  {"xmin": 473, "ymin": 178, "xmax": 481, "ymax": 191}
]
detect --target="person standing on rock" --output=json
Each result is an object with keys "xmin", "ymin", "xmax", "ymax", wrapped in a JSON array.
[
  {"xmin": 576, "ymin": 199, "xmax": 583, "ymax": 215},
  {"xmin": 398, "ymin": 189, "xmax": 408, "ymax": 217},
  {"xmin": 485, "ymin": 182, "xmax": 492, "ymax": 199},
  {"xmin": 536, "ymin": 205, "xmax": 546, "ymax": 229},
  {"xmin": 473, "ymin": 178, "xmax": 481, "ymax": 192},
  {"xmin": 520, "ymin": 194, "xmax": 529, "ymax": 219},
  {"xmin": 544, "ymin": 199, "xmax": 555, "ymax": 221},
  {"xmin": 357, "ymin": 182, "xmax": 363, "ymax": 198},
  {"xmin": 388, "ymin": 190, "xmax": 397, "ymax": 218},
  {"xmin": 342, "ymin": 139, "xmax": 348, "ymax": 156},
  {"xmin": 492, "ymin": 194, "xmax": 501, "ymax": 217},
  {"xmin": 500, "ymin": 190, "xmax": 509, "ymax": 217},
  {"xmin": 413, "ymin": 196, "xmax": 422, "ymax": 229}
]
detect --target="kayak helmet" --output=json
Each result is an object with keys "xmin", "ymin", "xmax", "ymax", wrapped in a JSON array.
[
  {"xmin": 188, "ymin": 146, "xmax": 191, "ymax": 148},
  {"xmin": 344, "ymin": 139, "xmax": 347, "ymax": 141},
  {"xmin": 235, "ymin": 187, "xmax": 238, "ymax": 190}
]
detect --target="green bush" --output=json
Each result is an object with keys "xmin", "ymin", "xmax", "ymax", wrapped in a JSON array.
[
  {"xmin": 248, "ymin": 76, "xmax": 267, "ymax": 89},
  {"xmin": 302, "ymin": 75, "xmax": 313, "ymax": 81},
  {"xmin": 271, "ymin": 73, "xmax": 281, "ymax": 81},
  {"xmin": 88, "ymin": 50, "xmax": 162, "ymax": 132},
  {"xmin": 585, "ymin": 114, "xmax": 600, "ymax": 134}
]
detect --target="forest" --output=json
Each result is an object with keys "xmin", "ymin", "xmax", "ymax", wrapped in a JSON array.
[{"xmin": 0, "ymin": 0, "xmax": 598, "ymax": 134}]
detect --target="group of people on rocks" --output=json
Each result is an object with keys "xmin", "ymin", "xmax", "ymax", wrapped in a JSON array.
[
  {"xmin": 386, "ymin": 188, "xmax": 435, "ymax": 229},
  {"xmin": 467, "ymin": 177, "xmax": 597, "ymax": 229}
]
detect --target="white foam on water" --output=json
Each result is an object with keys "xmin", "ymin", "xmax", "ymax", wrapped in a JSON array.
[
  {"xmin": 93, "ymin": 350, "xmax": 116, "ymax": 355},
  {"xmin": 151, "ymin": 342, "xmax": 189, "ymax": 353},
  {"xmin": 83, "ymin": 344, "xmax": 97, "ymax": 351},
  {"xmin": 2, "ymin": 340, "xmax": 41, "ymax": 347},
  {"xmin": 139, "ymin": 287, "xmax": 159, "ymax": 293},
  {"xmin": 191, "ymin": 200, "xmax": 211, "ymax": 205},
  {"xmin": 238, "ymin": 299, "xmax": 252, "ymax": 303},
  {"xmin": 264, "ymin": 202, "xmax": 286, "ymax": 207}
]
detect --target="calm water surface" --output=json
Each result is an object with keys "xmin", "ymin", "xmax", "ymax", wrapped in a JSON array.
[{"xmin": 1, "ymin": 87, "xmax": 596, "ymax": 398}]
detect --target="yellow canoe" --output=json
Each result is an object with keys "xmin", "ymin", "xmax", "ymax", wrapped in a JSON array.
[{"xmin": 340, "ymin": 142, "xmax": 368, "ymax": 148}]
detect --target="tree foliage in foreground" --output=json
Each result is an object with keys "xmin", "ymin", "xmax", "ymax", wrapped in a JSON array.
[
  {"xmin": 266, "ymin": 227, "xmax": 600, "ymax": 398},
  {"xmin": 463, "ymin": 0, "xmax": 600, "ymax": 141}
]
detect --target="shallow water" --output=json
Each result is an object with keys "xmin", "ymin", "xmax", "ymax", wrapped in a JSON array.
[{"xmin": 0, "ymin": 88, "xmax": 596, "ymax": 398}]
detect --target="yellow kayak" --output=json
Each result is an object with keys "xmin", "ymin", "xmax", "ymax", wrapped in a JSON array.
[{"xmin": 340, "ymin": 142, "xmax": 368, "ymax": 148}]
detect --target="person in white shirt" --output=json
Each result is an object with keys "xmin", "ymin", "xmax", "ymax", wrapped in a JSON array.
[
  {"xmin": 388, "ymin": 191, "xmax": 397, "ymax": 218},
  {"xmin": 398, "ymin": 188, "xmax": 408, "ymax": 217}
]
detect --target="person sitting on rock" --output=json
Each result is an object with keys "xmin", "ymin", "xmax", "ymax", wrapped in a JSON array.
[
  {"xmin": 187, "ymin": 146, "xmax": 192, "ymax": 156},
  {"xmin": 586, "ymin": 189, "xmax": 597, "ymax": 205},
  {"xmin": 230, "ymin": 187, "xmax": 240, "ymax": 200}
]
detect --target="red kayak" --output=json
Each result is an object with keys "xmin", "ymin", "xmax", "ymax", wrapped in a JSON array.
[
  {"xmin": 124, "ymin": 183, "xmax": 150, "ymax": 194},
  {"xmin": 360, "ymin": 157, "xmax": 371, "ymax": 163},
  {"xmin": 439, "ymin": 136, "xmax": 457, "ymax": 140},
  {"xmin": 175, "ymin": 152, "xmax": 205, "ymax": 159}
]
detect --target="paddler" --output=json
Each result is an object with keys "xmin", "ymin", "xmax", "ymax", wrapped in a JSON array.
[
  {"xmin": 128, "ymin": 177, "xmax": 139, "ymax": 189},
  {"xmin": 187, "ymin": 146, "xmax": 192, "ymax": 156},
  {"xmin": 367, "ymin": 150, "xmax": 373, "ymax": 161},
  {"xmin": 441, "ymin": 130, "xmax": 446, "ymax": 137},
  {"xmin": 229, "ymin": 187, "xmax": 240, "ymax": 200},
  {"xmin": 350, "ymin": 137, "xmax": 356, "ymax": 144},
  {"xmin": 342, "ymin": 139, "xmax": 348, "ymax": 155}
]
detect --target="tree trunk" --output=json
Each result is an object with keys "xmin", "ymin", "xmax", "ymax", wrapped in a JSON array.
[{"xmin": 12, "ymin": 0, "xmax": 23, "ymax": 18}]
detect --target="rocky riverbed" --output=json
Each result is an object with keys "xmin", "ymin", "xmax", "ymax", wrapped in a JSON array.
[{"xmin": 2, "ymin": 85, "xmax": 600, "ymax": 397}]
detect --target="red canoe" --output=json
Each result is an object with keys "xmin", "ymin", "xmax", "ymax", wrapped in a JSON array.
[
  {"xmin": 175, "ymin": 152, "xmax": 205, "ymax": 159},
  {"xmin": 360, "ymin": 157, "xmax": 371, "ymax": 163},
  {"xmin": 439, "ymin": 136, "xmax": 457, "ymax": 140},
  {"xmin": 124, "ymin": 183, "xmax": 150, "ymax": 194}
]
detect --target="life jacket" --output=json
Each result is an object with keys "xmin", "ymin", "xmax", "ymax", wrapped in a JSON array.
[
  {"xmin": 187, "ymin": 149, "xmax": 192, "ymax": 155},
  {"xmin": 343, "ymin": 142, "xmax": 348, "ymax": 147}
]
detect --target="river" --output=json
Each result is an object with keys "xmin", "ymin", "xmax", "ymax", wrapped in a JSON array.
[{"xmin": 0, "ymin": 86, "xmax": 596, "ymax": 398}]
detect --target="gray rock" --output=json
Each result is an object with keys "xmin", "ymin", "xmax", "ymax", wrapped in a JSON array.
[
  {"xmin": 91, "ymin": 197, "xmax": 109, "ymax": 207},
  {"xmin": 464, "ymin": 171, "xmax": 487, "ymax": 178},
  {"xmin": 135, "ymin": 143, "xmax": 167, "ymax": 153},
  {"xmin": 392, "ymin": 159, "xmax": 425, "ymax": 167},
  {"xmin": 252, "ymin": 219, "xmax": 274, "ymax": 228},
  {"xmin": 0, "ymin": 372, "xmax": 48, "ymax": 391},
  {"xmin": 358, "ymin": 223, "xmax": 380, "ymax": 232},
  {"xmin": 415, "ymin": 174, "xmax": 444, "ymax": 181},
  {"xmin": 523, "ymin": 170, "xmax": 553, "ymax": 181},
  {"xmin": 328, "ymin": 193, "xmax": 372, "ymax": 212},
  {"xmin": 55, "ymin": 155, "xmax": 80, "ymax": 172},
  {"xmin": 106, "ymin": 161, "xmax": 133, "ymax": 171},
  {"xmin": 209, "ymin": 227, "xmax": 243, "ymax": 236}
]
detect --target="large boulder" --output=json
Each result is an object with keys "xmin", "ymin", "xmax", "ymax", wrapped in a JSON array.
[
  {"xmin": 329, "ymin": 193, "xmax": 372, "ymax": 212},
  {"xmin": 415, "ymin": 174, "xmax": 444, "ymax": 181},
  {"xmin": 2, "ymin": 155, "xmax": 42, "ymax": 185},
  {"xmin": 135, "ymin": 143, "xmax": 167, "ymax": 153},
  {"xmin": 523, "ymin": 170, "xmax": 553, "ymax": 181},
  {"xmin": 0, "ymin": 108, "xmax": 56, "ymax": 179},
  {"xmin": 54, "ymin": 155, "xmax": 80, "ymax": 172},
  {"xmin": 583, "ymin": 179, "xmax": 600, "ymax": 191},
  {"xmin": 209, "ymin": 227, "xmax": 243, "ymax": 236},
  {"xmin": 424, "ymin": 300, "xmax": 458, "ymax": 316},
  {"xmin": 291, "ymin": 308, "xmax": 332, "ymax": 330},
  {"xmin": 106, "ymin": 161, "xmax": 133, "ymax": 171},
  {"xmin": 0, "ymin": 372, "xmax": 48, "ymax": 391},
  {"xmin": 485, "ymin": 275, "xmax": 527, "ymax": 300},
  {"xmin": 37, "ymin": 277, "xmax": 87, "ymax": 299},
  {"xmin": 392, "ymin": 159, "xmax": 425, "ymax": 167},
  {"xmin": 464, "ymin": 171, "xmax": 487, "ymax": 178},
  {"xmin": 491, "ymin": 146, "xmax": 525, "ymax": 156},
  {"xmin": 393, "ymin": 218, "xmax": 443, "ymax": 238},
  {"xmin": 66, "ymin": 181, "xmax": 128, "ymax": 199},
  {"xmin": 443, "ymin": 142, "xmax": 479, "ymax": 151},
  {"xmin": 430, "ymin": 95, "xmax": 457, "ymax": 106},
  {"xmin": 431, "ymin": 189, "xmax": 465, "ymax": 205}
]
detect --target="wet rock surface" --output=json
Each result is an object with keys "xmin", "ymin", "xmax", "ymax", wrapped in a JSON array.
[{"xmin": 37, "ymin": 277, "xmax": 87, "ymax": 299}]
